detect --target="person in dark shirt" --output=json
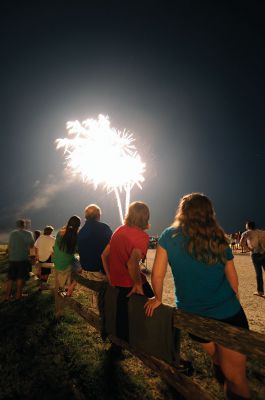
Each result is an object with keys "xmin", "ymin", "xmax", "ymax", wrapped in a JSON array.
[{"xmin": 77, "ymin": 204, "xmax": 112, "ymax": 282}]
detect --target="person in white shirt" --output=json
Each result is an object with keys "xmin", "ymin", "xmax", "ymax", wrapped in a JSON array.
[
  {"xmin": 35, "ymin": 225, "xmax": 55, "ymax": 290},
  {"xmin": 240, "ymin": 221, "xmax": 265, "ymax": 297}
]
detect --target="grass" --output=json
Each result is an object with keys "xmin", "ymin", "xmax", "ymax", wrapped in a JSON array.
[
  {"xmin": 0, "ymin": 260, "xmax": 181, "ymax": 400},
  {"xmin": 0, "ymin": 257, "xmax": 264, "ymax": 399}
]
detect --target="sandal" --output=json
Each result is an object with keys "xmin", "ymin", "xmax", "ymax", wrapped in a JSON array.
[{"xmin": 253, "ymin": 291, "xmax": 264, "ymax": 297}]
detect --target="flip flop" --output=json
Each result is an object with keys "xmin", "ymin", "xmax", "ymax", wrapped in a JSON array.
[{"xmin": 253, "ymin": 292, "xmax": 264, "ymax": 297}]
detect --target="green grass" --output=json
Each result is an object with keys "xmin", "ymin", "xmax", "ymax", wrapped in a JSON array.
[
  {"xmin": 0, "ymin": 260, "xmax": 264, "ymax": 400},
  {"xmin": 0, "ymin": 262, "xmax": 181, "ymax": 400}
]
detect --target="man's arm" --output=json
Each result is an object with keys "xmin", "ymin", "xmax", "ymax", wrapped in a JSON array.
[{"xmin": 239, "ymin": 232, "xmax": 248, "ymax": 249}]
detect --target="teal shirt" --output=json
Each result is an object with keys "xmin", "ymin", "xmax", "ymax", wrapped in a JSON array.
[
  {"xmin": 8, "ymin": 229, "xmax": 34, "ymax": 261},
  {"xmin": 52, "ymin": 233, "xmax": 76, "ymax": 271},
  {"xmin": 159, "ymin": 227, "xmax": 241, "ymax": 319}
]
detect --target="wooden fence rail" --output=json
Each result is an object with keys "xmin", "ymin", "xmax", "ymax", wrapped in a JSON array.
[
  {"xmin": 63, "ymin": 295, "xmax": 213, "ymax": 400},
  {"xmin": 64, "ymin": 272, "xmax": 265, "ymax": 399},
  {"xmin": 72, "ymin": 272, "xmax": 265, "ymax": 360}
]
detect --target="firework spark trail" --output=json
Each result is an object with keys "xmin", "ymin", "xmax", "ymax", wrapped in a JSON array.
[{"xmin": 56, "ymin": 114, "xmax": 145, "ymax": 223}]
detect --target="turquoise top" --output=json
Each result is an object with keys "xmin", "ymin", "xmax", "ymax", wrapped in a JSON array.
[
  {"xmin": 52, "ymin": 233, "xmax": 76, "ymax": 271},
  {"xmin": 159, "ymin": 227, "xmax": 241, "ymax": 319},
  {"xmin": 8, "ymin": 229, "xmax": 34, "ymax": 261}
]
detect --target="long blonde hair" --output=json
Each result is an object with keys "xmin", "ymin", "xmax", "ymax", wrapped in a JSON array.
[{"xmin": 172, "ymin": 193, "xmax": 229, "ymax": 265}]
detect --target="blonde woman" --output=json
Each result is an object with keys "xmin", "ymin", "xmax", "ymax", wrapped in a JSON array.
[
  {"xmin": 145, "ymin": 193, "xmax": 250, "ymax": 400},
  {"xmin": 102, "ymin": 201, "xmax": 154, "ymax": 341}
]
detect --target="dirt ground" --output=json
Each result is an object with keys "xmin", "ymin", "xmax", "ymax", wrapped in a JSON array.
[{"xmin": 145, "ymin": 249, "xmax": 265, "ymax": 334}]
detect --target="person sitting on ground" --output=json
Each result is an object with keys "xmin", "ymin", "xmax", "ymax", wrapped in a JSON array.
[
  {"xmin": 4, "ymin": 219, "xmax": 35, "ymax": 301},
  {"xmin": 34, "ymin": 225, "xmax": 55, "ymax": 291},
  {"xmin": 52, "ymin": 215, "xmax": 81, "ymax": 319},
  {"xmin": 240, "ymin": 221, "xmax": 265, "ymax": 297},
  {"xmin": 145, "ymin": 193, "xmax": 250, "ymax": 400},
  {"xmin": 101, "ymin": 201, "xmax": 154, "ymax": 342}
]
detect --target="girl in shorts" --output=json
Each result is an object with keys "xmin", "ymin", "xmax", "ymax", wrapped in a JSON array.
[
  {"xmin": 52, "ymin": 215, "xmax": 81, "ymax": 318},
  {"xmin": 145, "ymin": 193, "xmax": 250, "ymax": 400}
]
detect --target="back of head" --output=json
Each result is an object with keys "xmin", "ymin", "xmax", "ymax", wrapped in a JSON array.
[
  {"xmin": 124, "ymin": 201, "xmax": 150, "ymax": 230},
  {"xmin": 85, "ymin": 204, "xmax": 101, "ymax": 221},
  {"xmin": 174, "ymin": 193, "xmax": 216, "ymax": 230},
  {"xmin": 44, "ymin": 225, "xmax": 54, "ymax": 235},
  {"xmin": 16, "ymin": 219, "xmax": 25, "ymax": 229},
  {"xmin": 34, "ymin": 230, "xmax": 41, "ymax": 240},
  {"xmin": 66, "ymin": 215, "xmax": 81, "ymax": 233},
  {"xmin": 173, "ymin": 193, "xmax": 228, "ymax": 264},
  {"xmin": 60, "ymin": 215, "xmax": 81, "ymax": 254},
  {"xmin": 246, "ymin": 221, "xmax": 255, "ymax": 230}
]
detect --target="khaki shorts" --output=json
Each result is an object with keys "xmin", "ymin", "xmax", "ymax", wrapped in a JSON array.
[
  {"xmin": 81, "ymin": 270, "xmax": 107, "ymax": 282},
  {"xmin": 55, "ymin": 267, "xmax": 72, "ymax": 289}
]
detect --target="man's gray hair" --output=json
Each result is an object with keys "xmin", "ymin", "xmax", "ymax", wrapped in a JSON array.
[{"xmin": 85, "ymin": 204, "xmax": 101, "ymax": 220}]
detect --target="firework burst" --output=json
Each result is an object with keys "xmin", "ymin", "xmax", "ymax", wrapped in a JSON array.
[{"xmin": 56, "ymin": 114, "xmax": 145, "ymax": 223}]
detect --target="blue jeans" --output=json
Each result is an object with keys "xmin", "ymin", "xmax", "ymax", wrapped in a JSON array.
[{"xmin": 251, "ymin": 253, "xmax": 265, "ymax": 293}]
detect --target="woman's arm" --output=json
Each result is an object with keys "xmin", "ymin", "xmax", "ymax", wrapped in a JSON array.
[
  {"xmin": 127, "ymin": 248, "xmax": 144, "ymax": 296},
  {"xmin": 144, "ymin": 245, "xmax": 168, "ymax": 316},
  {"xmin": 101, "ymin": 244, "xmax": 111, "ymax": 284},
  {"xmin": 224, "ymin": 259, "xmax": 239, "ymax": 299}
]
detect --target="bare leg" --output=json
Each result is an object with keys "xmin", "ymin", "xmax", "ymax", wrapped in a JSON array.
[
  {"xmin": 4, "ymin": 280, "xmax": 13, "ymax": 300},
  {"xmin": 54, "ymin": 271, "xmax": 65, "ymax": 318},
  {"xmin": 217, "ymin": 344, "xmax": 250, "ymax": 399},
  {"xmin": 201, "ymin": 341, "xmax": 218, "ymax": 363},
  {"xmin": 16, "ymin": 279, "xmax": 25, "ymax": 299},
  {"xmin": 201, "ymin": 342, "xmax": 250, "ymax": 398},
  {"xmin": 66, "ymin": 280, "xmax": 77, "ymax": 297}
]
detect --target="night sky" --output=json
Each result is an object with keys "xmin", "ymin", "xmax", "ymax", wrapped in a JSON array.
[{"xmin": 1, "ymin": 1, "xmax": 265, "ymax": 241}]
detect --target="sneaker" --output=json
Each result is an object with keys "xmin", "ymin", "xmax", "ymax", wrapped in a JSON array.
[{"xmin": 58, "ymin": 289, "xmax": 67, "ymax": 297}]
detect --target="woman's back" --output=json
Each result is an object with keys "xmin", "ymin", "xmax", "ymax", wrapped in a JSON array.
[{"xmin": 159, "ymin": 227, "xmax": 240, "ymax": 319}]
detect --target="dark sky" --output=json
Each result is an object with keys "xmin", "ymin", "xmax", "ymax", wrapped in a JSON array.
[{"xmin": 1, "ymin": 1, "xmax": 265, "ymax": 240}]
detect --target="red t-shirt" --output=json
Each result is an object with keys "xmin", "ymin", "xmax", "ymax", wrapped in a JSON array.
[{"xmin": 109, "ymin": 225, "xmax": 149, "ymax": 287}]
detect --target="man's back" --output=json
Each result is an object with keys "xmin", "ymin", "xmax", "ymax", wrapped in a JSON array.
[
  {"xmin": 8, "ymin": 229, "xmax": 34, "ymax": 261},
  {"xmin": 241, "ymin": 229, "xmax": 265, "ymax": 254},
  {"xmin": 78, "ymin": 219, "xmax": 112, "ymax": 272}
]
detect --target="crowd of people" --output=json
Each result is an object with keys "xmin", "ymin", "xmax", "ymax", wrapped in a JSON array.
[{"xmin": 4, "ymin": 192, "xmax": 265, "ymax": 400}]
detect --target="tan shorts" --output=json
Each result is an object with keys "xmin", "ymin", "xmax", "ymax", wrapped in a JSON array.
[
  {"xmin": 81, "ymin": 270, "xmax": 107, "ymax": 282},
  {"xmin": 55, "ymin": 267, "xmax": 72, "ymax": 289}
]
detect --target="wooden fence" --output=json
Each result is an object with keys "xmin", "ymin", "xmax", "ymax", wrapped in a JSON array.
[{"xmin": 58, "ymin": 272, "xmax": 265, "ymax": 400}]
